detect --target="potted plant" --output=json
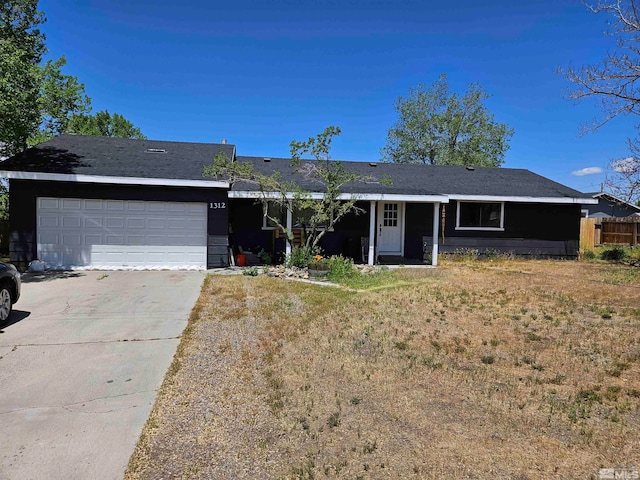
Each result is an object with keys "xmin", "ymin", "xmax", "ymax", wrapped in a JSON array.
[{"xmin": 307, "ymin": 255, "xmax": 331, "ymax": 277}]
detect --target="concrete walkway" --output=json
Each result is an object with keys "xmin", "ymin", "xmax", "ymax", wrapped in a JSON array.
[{"xmin": 0, "ymin": 270, "xmax": 205, "ymax": 480}]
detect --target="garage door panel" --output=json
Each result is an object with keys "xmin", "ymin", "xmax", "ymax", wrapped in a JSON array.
[
  {"xmin": 40, "ymin": 233, "xmax": 59, "ymax": 245},
  {"xmin": 85, "ymin": 200, "xmax": 103, "ymax": 210},
  {"xmin": 37, "ymin": 197, "xmax": 208, "ymax": 269},
  {"xmin": 126, "ymin": 235, "xmax": 146, "ymax": 245},
  {"xmin": 62, "ymin": 216, "xmax": 81, "ymax": 228},
  {"xmin": 126, "ymin": 218, "xmax": 145, "ymax": 228},
  {"xmin": 105, "ymin": 200, "xmax": 124, "ymax": 211},
  {"xmin": 39, "ymin": 215, "xmax": 59, "ymax": 228},
  {"xmin": 187, "ymin": 203, "xmax": 207, "ymax": 215},
  {"xmin": 168, "ymin": 203, "xmax": 186, "ymax": 213},
  {"xmin": 62, "ymin": 234, "xmax": 82, "ymax": 246},
  {"xmin": 105, "ymin": 217, "xmax": 124, "ymax": 228},
  {"xmin": 146, "ymin": 235, "xmax": 167, "ymax": 246},
  {"xmin": 62, "ymin": 199, "xmax": 82, "ymax": 210},
  {"xmin": 85, "ymin": 216, "xmax": 104, "ymax": 228},
  {"xmin": 166, "ymin": 218, "xmax": 185, "ymax": 229},
  {"xmin": 39, "ymin": 198, "xmax": 60, "ymax": 209},
  {"xmin": 186, "ymin": 218, "xmax": 206, "ymax": 229},
  {"xmin": 147, "ymin": 218, "xmax": 165, "ymax": 229},
  {"xmin": 148, "ymin": 203, "xmax": 165, "ymax": 212},
  {"xmin": 84, "ymin": 234, "xmax": 102, "ymax": 245},
  {"xmin": 105, "ymin": 235, "xmax": 124, "ymax": 245}
]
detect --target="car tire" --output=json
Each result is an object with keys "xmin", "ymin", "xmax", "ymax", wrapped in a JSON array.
[{"xmin": 0, "ymin": 284, "xmax": 12, "ymax": 323}]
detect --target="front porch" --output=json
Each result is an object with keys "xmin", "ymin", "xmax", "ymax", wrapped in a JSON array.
[{"xmin": 228, "ymin": 199, "xmax": 446, "ymax": 266}]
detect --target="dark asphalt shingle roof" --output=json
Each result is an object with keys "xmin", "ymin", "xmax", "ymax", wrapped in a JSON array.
[
  {"xmin": 0, "ymin": 134, "xmax": 235, "ymax": 181},
  {"xmin": 236, "ymin": 156, "xmax": 590, "ymax": 199},
  {"xmin": 0, "ymin": 135, "xmax": 591, "ymax": 200}
]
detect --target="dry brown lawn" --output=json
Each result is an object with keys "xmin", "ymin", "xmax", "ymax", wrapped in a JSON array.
[{"xmin": 125, "ymin": 259, "xmax": 640, "ymax": 480}]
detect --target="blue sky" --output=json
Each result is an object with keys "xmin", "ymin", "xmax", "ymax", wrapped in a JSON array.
[{"xmin": 39, "ymin": 0, "xmax": 637, "ymax": 192}]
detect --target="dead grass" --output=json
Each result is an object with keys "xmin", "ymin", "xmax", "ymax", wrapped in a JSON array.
[{"xmin": 125, "ymin": 259, "xmax": 640, "ymax": 480}]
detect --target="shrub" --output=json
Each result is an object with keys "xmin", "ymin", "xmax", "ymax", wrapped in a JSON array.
[
  {"xmin": 328, "ymin": 255, "xmax": 357, "ymax": 282},
  {"xmin": 258, "ymin": 251, "xmax": 272, "ymax": 265},
  {"xmin": 286, "ymin": 246, "xmax": 321, "ymax": 268},
  {"xmin": 242, "ymin": 267, "xmax": 259, "ymax": 276},
  {"xmin": 600, "ymin": 247, "xmax": 628, "ymax": 261},
  {"xmin": 581, "ymin": 249, "xmax": 596, "ymax": 260}
]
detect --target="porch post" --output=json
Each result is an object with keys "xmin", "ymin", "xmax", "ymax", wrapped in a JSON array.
[
  {"xmin": 432, "ymin": 202, "xmax": 440, "ymax": 266},
  {"xmin": 368, "ymin": 200, "xmax": 376, "ymax": 265},
  {"xmin": 285, "ymin": 208, "xmax": 293, "ymax": 257}
]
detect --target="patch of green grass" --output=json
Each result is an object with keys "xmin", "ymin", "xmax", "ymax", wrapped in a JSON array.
[
  {"xmin": 602, "ymin": 267, "xmax": 640, "ymax": 285},
  {"xmin": 481, "ymin": 355, "xmax": 495, "ymax": 365},
  {"xmin": 335, "ymin": 269, "xmax": 396, "ymax": 290}
]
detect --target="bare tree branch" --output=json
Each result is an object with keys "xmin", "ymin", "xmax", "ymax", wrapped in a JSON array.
[{"xmin": 561, "ymin": 1, "xmax": 640, "ymax": 203}]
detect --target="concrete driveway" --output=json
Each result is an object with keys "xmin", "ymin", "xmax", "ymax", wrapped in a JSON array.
[{"xmin": 0, "ymin": 270, "xmax": 205, "ymax": 480}]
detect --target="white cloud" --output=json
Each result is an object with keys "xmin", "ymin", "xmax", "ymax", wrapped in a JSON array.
[{"xmin": 571, "ymin": 167, "xmax": 603, "ymax": 176}]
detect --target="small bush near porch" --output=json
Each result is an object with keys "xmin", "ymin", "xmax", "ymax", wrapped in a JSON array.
[{"xmin": 126, "ymin": 259, "xmax": 640, "ymax": 480}]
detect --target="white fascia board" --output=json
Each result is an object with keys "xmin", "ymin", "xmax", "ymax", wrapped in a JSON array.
[
  {"xmin": 0, "ymin": 171, "xmax": 229, "ymax": 189},
  {"xmin": 450, "ymin": 194, "xmax": 599, "ymax": 205},
  {"xmin": 229, "ymin": 190, "xmax": 449, "ymax": 203}
]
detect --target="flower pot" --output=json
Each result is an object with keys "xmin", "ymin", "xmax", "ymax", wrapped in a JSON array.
[
  {"xmin": 236, "ymin": 254, "xmax": 246, "ymax": 267},
  {"xmin": 308, "ymin": 268, "xmax": 329, "ymax": 278}
]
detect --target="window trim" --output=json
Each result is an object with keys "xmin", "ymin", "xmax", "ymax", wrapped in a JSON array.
[
  {"xmin": 261, "ymin": 201, "xmax": 284, "ymax": 230},
  {"xmin": 455, "ymin": 201, "xmax": 505, "ymax": 231}
]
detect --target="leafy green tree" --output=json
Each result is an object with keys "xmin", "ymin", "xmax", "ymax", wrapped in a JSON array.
[
  {"xmin": 204, "ymin": 126, "xmax": 376, "ymax": 252},
  {"xmin": 66, "ymin": 110, "xmax": 146, "ymax": 139},
  {"xmin": 289, "ymin": 126, "xmax": 372, "ymax": 248},
  {"xmin": 29, "ymin": 55, "xmax": 91, "ymax": 145},
  {"xmin": 381, "ymin": 75, "xmax": 513, "ymax": 167},
  {"xmin": 0, "ymin": 0, "xmax": 90, "ymax": 156},
  {"xmin": 0, "ymin": 0, "xmax": 45, "ymax": 156},
  {"xmin": 560, "ymin": 0, "xmax": 640, "ymax": 204}
]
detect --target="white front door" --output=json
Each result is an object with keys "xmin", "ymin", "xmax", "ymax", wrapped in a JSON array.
[{"xmin": 377, "ymin": 202, "xmax": 404, "ymax": 256}]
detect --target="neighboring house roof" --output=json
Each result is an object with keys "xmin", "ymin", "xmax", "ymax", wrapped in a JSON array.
[
  {"xmin": 0, "ymin": 134, "xmax": 595, "ymax": 203},
  {"xmin": 583, "ymin": 191, "xmax": 640, "ymax": 213}
]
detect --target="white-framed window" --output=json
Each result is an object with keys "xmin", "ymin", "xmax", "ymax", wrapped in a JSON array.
[
  {"xmin": 456, "ymin": 201, "xmax": 505, "ymax": 231},
  {"xmin": 262, "ymin": 202, "xmax": 284, "ymax": 230},
  {"xmin": 382, "ymin": 202, "xmax": 399, "ymax": 227},
  {"xmin": 581, "ymin": 209, "xmax": 589, "ymax": 218},
  {"xmin": 293, "ymin": 206, "xmax": 333, "ymax": 231}
]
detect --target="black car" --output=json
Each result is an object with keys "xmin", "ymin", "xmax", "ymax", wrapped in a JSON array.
[{"xmin": 0, "ymin": 262, "xmax": 21, "ymax": 322}]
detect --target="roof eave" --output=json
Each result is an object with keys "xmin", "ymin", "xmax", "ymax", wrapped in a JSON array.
[
  {"xmin": 450, "ymin": 194, "xmax": 599, "ymax": 204},
  {"xmin": 0, "ymin": 171, "xmax": 229, "ymax": 189},
  {"xmin": 228, "ymin": 191, "xmax": 449, "ymax": 203}
]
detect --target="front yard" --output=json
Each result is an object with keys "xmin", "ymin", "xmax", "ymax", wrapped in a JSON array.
[{"xmin": 125, "ymin": 260, "xmax": 640, "ymax": 480}]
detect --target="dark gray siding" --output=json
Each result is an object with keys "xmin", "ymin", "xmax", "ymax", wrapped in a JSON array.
[
  {"xmin": 9, "ymin": 179, "xmax": 229, "ymax": 269},
  {"xmin": 424, "ymin": 201, "xmax": 581, "ymax": 258}
]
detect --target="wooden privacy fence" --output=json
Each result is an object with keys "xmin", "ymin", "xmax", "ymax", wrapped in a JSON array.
[{"xmin": 580, "ymin": 217, "xmax": 640, "ymax": 249}]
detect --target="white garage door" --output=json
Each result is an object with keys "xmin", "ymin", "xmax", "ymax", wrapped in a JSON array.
[{"xmin": 37, "ymin": 197, "xmax": 208, "ymax": 270}]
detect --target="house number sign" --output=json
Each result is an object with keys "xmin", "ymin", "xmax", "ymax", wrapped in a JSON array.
[{"xmin": 209, "ymin": 202, "xmax": 226, "ymax": 209}]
